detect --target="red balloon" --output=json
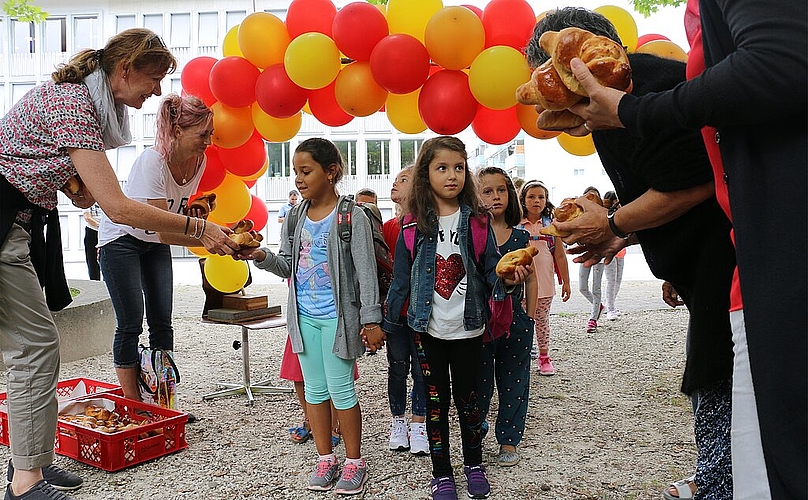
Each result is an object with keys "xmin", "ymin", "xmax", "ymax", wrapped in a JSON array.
[
  {"xmin": 370, "ymin": 34, "xmax": 430, "ymax": 95},
  {"xmin": 637, "ymin": 33, "xmax": 671, "ymax": 48},
  {"xmin": 255, "ymin": 64, "xmax": 307, "ymax": 118},
  {"xmin": 333, "ymin": 2, "xmax": 389, "ymax": 61},
  {"xmin": 482, "ymin": 0, "xmax": 536, "ymax": 49},
  {"xmin": 244, "ymin": 178, "xmax": 258, "ymax": 189},
  {"xmin": 199, "ymin": 147, "xmax": 227, "ymax": 192},
  {"xmin": 308, "ymin": 82, "xmax": 354, "ymax": 127},
  {"xmin": 244, "ymin": 195, "xmax": 269, "ymax": 232},
  {"xmin": 286, "ymin": 0, "xmax": 338, "ymax": 38},
  {"xmin": 418, "ymin": 70, "xmax": 478, "ymax": 135},
  {"xmin": 472, "ymin": 105, "xmax": 521, "ymax": 145},
  {"xmin": 219, "ymin": 132, "xmax": 267, "ymax": 178},
  {"xmin": 181, "ymin": 57, "xmax": 217, "ymax": 106},
  {"xmin": 462, "ymin": 4, "xmax": 484, "ymax": 19},
  {"xmin": 209, "ymin": 56, "xmax": 260, "ymax": 108}
]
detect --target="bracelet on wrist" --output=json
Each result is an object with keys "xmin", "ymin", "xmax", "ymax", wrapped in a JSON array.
[
  {"xmin": 607, "ymin": 210, "xmax": 631, "ymax": 240},
  {"xmin": 364, "ymin": 324, "xmax": 380, "ymax": 331},
  {"xmin": 184, "ymin": 216, "xmax": 191, "ymax": 235}
]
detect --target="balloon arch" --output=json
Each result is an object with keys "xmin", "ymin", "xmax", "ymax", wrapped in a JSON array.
[{"xmin": 185, "ymin": 0, "xmax": 688, "ymax": 289}]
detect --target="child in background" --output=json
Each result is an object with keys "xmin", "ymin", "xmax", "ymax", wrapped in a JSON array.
[
  {"xmin": 519, "ymin": 180, "xmax": 571, "ymax": 376},
  {"xmin": 577, "ymin": 186, "xmax": 605, "ymax": 333},
  {"xmin": 236, "ymin": 138, "xmax": 384, "ymax": 495},
  {"xmin": 383, "ymin": 137, "xmax": 529, "ymax": 500},
  {"xmin": 381, "ymin": 165, "xmax": 429, "ymax": 456},
  {"xmin": 602, "ymin": 191, "xmax": 625, "ymax": 320},
  {"xmin": 477, "ymin": 167, "xmax": 537, "ymax": 467}
]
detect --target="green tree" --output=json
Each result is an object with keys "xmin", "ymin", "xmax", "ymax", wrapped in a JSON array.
[
  {"xmin": 3, "ymin": 0, "xmax": 48, "ymax": 23},
  {"xmin": 631, "ymin": 0, "xmax": 686, "ymax": 17}
]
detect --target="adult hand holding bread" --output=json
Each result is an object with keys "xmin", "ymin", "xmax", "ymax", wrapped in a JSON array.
[{"xmin": 541, "ymin": 191, "xmax": 610, "ymax": 245}]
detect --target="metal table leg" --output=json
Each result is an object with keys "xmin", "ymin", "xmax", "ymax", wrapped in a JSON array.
[{"xmin": 203, "ymin": 325, "xmax": 292, "ymax": 406}]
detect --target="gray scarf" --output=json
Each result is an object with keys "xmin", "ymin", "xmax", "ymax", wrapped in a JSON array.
[{"xmin": 83, "ymin": 69, "xmax": 131, "ymax": 150}]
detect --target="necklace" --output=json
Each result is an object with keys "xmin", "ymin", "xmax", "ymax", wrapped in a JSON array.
[{"xmin": 174, "ymin": 155, "xmax": 202, "ymax": 184}]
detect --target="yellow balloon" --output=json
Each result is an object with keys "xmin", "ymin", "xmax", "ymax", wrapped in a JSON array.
[
  {"xmin": 209, "ymin": 173, "xmax": 252, "ymax": 223},
  {"xmin": 302, "ymin": 101, "xmax": 312, "ymax": 115},
  {"xmin": 240, "ymin": 157, "xmax": 269, "ymax": 181},
  {"xmin": 386, "ymin": 89, "xmax": 427, "ymax": 134},
  {"xmin": 425, "ymin": 6, "xmax": 485, "ymax": 70},
  {"xmin": 211, "ymin": 102, "xmax": 254, "ymax": 149},
  {"xmin": 188, "ymin": 246, "xmax": 211, "ymax": 257},
  {"xmin": 284, "ymin": 33, "xmax": 341, "ymax": 90},
  {"xmin": 557, "ymin": 133, "xmax": 596, "ymax": 156},
  {"xmin": 203, "ymin": 254, "xmax": 249, "ymax": 293},
  {"xmin": 594, "ymin": 5, "xmax": 638, "ymax": 52},
  {"xmin": 386, "ymin": 0, "xmax": 443, "ymax": 43},
  {"xmin": 636, "ymin": 40, "xmax": 688, "ymax": 62},
  {"xmin": 469, "ymin": 46, "xmax": 530, "ymax": 110},
  {"xmin": 238, "ymin": 12, "xmax": 290, "ymax": 69},
  {"xmin": 222, "ymin": 25, "xmax": 243, "ymax": 57},
  {"xmin": 252, "ymin": 104, "xmax": 303, "ymax": 143}
]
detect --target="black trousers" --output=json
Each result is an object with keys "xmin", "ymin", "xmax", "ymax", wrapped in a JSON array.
[{"xmin": 84, "ymin": 227, "xmax": 100, "ymax": 280}]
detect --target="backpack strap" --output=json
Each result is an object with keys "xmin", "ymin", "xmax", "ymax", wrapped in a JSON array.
[
  {"xmin": 402, "ymin": 214, "xmax": 418, "ymax": 260},
  {"xmin": 286, "ymin": 202, "xmax": 304, "ymax": 248},
  {"xmin": 336, "ymin": 196, "xmax": 354, "ymax": 243}
]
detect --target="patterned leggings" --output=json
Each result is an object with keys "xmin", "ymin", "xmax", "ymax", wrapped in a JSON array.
[
  {"xmin": 693, "ymin": 379, "xmax": 733, "ymax": 499},
  {"xmin": 534, "ymin": 297, "xmax": 553, "ymax": 352}
]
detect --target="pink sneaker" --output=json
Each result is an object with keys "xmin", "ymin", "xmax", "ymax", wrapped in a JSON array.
[
  {"xmin": 538, "ymin": 356, "xmax": 555, "ymax": 376},
  {"xmin": 586, "ymin": 319, "xmax": 597, "ymax": 333}
]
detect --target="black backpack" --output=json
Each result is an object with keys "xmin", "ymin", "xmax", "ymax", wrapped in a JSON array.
[{"xmin": 287, "ymin": 196, "xmax": 393, "ymax": 303}]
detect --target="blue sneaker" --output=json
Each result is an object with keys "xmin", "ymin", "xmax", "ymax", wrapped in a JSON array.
[
  {"xmin": 463, "ymin": 465, "xmax": 490, "ymax": 499},
  {"xmin": 430, "ymin": 476, "xmax": 458, "ymax": 500}
]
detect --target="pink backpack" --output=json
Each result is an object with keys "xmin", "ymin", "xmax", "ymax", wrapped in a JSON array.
[{"xmin": 401, "ymin": 213, "xmax": 513, "ymax": 341}]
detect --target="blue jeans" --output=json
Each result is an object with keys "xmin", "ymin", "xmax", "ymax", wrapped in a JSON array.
[
  {"xmin": 386, "ymin": 323, "xmax": 426, "ymax": 418},
  {"xmin": 100, "ymin": 235, "xmax": 173, "ymax": 368}
]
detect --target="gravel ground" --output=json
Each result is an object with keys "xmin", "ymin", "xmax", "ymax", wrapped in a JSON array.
[{"xmin": 0, "ymin": 281, "xmax": 698, "ymax": 500}]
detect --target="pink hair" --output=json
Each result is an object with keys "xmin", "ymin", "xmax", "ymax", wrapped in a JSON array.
[{"xmin": 154, "ymin": 93, "xmax": 212, "ymax": 160}]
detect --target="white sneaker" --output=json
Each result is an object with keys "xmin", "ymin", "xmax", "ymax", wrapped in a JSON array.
[
  {"xmin": 606, "ymin": 310, "xmax": 619, "ymax": 321},
  {"xmin": 389, "ymin": 417, "xmax": 409, "ymax": 451},
  {"xmin": 409, "ymin": 422, "xmax": 429, "ymax": 456}
]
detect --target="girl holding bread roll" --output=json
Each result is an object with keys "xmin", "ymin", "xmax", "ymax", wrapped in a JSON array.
[
  {"xmin": 518, "ymin": 180, "xmax": 571, "ymax": 376},
  {"xmin": 97, "ymin": 93, "xmax": 215, "ymax": 418},
  {"xmin": 476, "ymin": 167, "xmax": 537, "ymax": 468}
]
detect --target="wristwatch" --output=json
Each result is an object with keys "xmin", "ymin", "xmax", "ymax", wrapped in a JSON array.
[{"xmin": 607, "ymin": 210, "xmax": 631, "ymax": 240}]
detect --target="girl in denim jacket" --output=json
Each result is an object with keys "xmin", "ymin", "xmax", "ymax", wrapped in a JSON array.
[
  {"xmin": 236, "ymin": 138, "xmax": 383, "ymax": 495},
  {"xmin": 382, "ymin": 136, "xmax": 530, "ymax": 500}
]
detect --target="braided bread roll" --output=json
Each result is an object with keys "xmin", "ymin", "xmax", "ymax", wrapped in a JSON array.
[{"xmin": 539, "ymin": 191, "xmax": 603, "ymax": 238}]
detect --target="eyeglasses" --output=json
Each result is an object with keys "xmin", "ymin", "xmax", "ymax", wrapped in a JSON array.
[{"xmin": 147, "ymin": 34, "xmax": 166, "ymax": 50}]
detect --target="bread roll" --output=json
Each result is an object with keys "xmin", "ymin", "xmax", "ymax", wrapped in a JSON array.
[
  {"xmin": 186, "ymin": 193, "xmax": 217, "ymax": 219},
  {"xmin": 541, "ymin": 27, "xmax": 632, "ymax": 97},
  {"xmin": 536, "ymin": 109, "xmax": 585, "ymax": 131},
  {"xmin": 539, "ymin": 191, "xmax": 603, "ymax": 238},
  {"xmin": 229, "ymin": 219, "xmax": 263, "ymax": 248},
  {"xmin": 63, "ymin": 175, "xmax": 82, "ymax": 195},
  {"xmin": 496, "ymin": 246, "xmax": 539, "ymax": 280},
  {"xmin": 516, "ymin": 59, "xmax": 582, "ymax": 110}
]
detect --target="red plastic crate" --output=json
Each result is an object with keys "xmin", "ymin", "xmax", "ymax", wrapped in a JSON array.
[
  {"xmin": 55, "ymin": 393, "xmax": 187, "ymax": 472},
  {"xmin": 0, "ymin": 377, "xmax": 122, "ymax": 447}
]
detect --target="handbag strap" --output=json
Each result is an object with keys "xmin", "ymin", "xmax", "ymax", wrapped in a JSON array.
[{"xmin": 151, "ymin": 348, "xmax": 181, "ymax": 385}]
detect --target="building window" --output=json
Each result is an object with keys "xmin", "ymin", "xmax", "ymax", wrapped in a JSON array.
[
  {"xmin": 573, "ymin": 168, "xmax": 585, "ymax": 176},
  {"xmin": 267, "ymin": 142, "xmax": 291, "ymax": 177},
  {"xmin": 0, "ymin": 85, "xmax": 5, "ymax": 117},
  {"xmin": 143, "ymin": 14, "xmax": 163, "ymax": 36},
  {"xmin": 226, "ymin": 11, "xmax": 247, "ymax": 31},
  {"xmin": 12, "ymin": 20, "xmax": 34, "ymax": 53},
  {"xmin": 400, "ymin": 139, "xmax": 422, "ymax": 168},
  {"xmin": 43, "ymin": 18, "xmax": 66, "ymax": 53},
  {"xmin": 11, "ymin": 83, "xmax": 34, "ymax": 105},
  {"xmin": 334, "ymin": 140, "xmax": 357, "ymax": 176},
  {"xmin": 116, "ymin": 15, "xmax": 135, "ymax": 32},
  {"xmin": 73, "ymin": 16, "xmax": 98, "ymax": 51},
  {"xmin": 169, "ymin": 13, "xmax": 190, "ymax": 48},
  {"xmin": 198, "ymin": 12, "xmax": 218, "ymax": 47},
  {"xmin": 366, "ymin": 140, "xmax": 390, "ymax": 175},
  {"xmin": 115, "ymin": 146, "xmax": 137, "ymax": 179}
]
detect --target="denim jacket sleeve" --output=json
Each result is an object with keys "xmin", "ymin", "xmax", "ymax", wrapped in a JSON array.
[{"xmin": 382, "ymin": 228, "xmax": 411, "ymax": 335}]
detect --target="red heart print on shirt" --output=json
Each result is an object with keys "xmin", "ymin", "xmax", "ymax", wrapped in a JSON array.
[{"xmin": 435, "ymin": 253, "xmax": 465, "ymax": 300}]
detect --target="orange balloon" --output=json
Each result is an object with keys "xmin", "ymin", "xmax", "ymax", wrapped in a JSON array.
[
  {"xmin": 211, "ymin": 102, "xmax": 254, "ymax": 149},
  {"xmin": 209, "ymin": 173, "xmax": 252, "ymax": 223},
  {"xmin": 635, "ymin": 40, "xmax": 688, "ymax": 62},
  {"xmin": 335, "ymin": 62, "xmax": 389, "ymax": 117},
  {"xmin": 516, "ymin": 104, "xmax": 561, "ymax": 139},
  {"xmin": 425, "ymin": 6, "xmax": 485, "ymax": 71},
  {"xmin": 188, "ymin": 246, "xmax": 211, "ymax": 257},
  {"xmin": 238, "ymin": 12, "xmax": 290, "ymax": 69}
]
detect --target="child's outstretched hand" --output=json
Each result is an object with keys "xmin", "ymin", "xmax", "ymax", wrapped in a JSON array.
[
  {"xmin": 232, "ymin": 247, "xmax": 266, "ymax": 261},
  {"xmin": 503, "ymin": 263, "xmax": 532, "ymax": 286}
]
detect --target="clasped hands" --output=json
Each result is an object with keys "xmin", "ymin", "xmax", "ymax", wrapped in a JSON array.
[
  {"xmin": 362, "ymin": 324, "xmax": 385, "ymax": 353},
  {"xmin": 549, "ymin": 196, "xmax": 628, "ymax": 267}
]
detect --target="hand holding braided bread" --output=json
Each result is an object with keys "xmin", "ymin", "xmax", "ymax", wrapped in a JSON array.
[{"xmin": 516, "ymin": 27, "xmax": 632, "ymax": 131}]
